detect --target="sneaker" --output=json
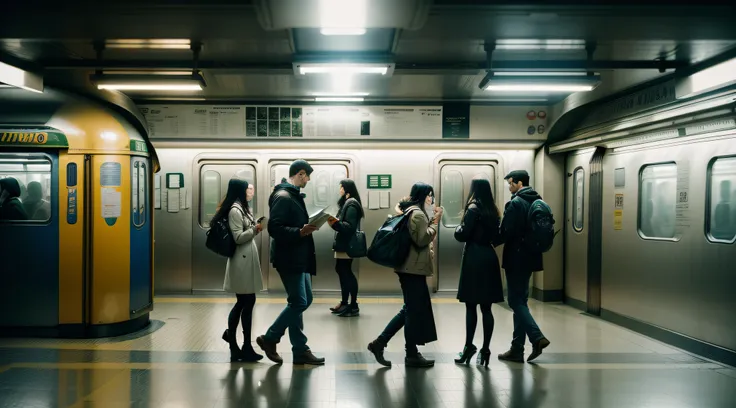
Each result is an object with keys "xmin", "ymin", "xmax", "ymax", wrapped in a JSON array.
[
  {"xmin": 338, "ymin": 304, "xmax": 359, "ymax": 317},
  {"xmin": 497, "ymin": 349, "xmax": 524, "ymax": 363},
  {"xmin": 527, "ymin": 338, "xmax": 550, "ymax": 362},
  {"xmin": 293, "ymin": 350, "xmax": 325, "ymax": 365},
  {"xmin": 405, "ymin": 352, "xmax": 434, "ymax": 368},
  {"xmin": 367, "ymin": 340, "xmax": 391, "ymax": 367},
  {"xmin": 256, "ymin": 335, "xmax": 283, "ymax": 364}
]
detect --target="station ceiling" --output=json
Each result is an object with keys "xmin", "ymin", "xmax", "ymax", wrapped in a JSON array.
[{"xmin": 1, "ymin": 0, "xmax": 736, "ymax": 105}]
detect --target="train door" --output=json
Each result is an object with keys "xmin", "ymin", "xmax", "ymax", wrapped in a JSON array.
[
  {"xmin": 436, "ymin": 161, "xmax": 496, "ymax": 292},
  {"xmin": 564, "ymin": 150, "xmax": 593, "ymax": 307},
  {"xmin": 192, "ymin": 161, "xmax": 261, "ymax": 292},
  {"xmin": 267, "ymin": 161, "xmax": 349, "ymax": 293},
  {"xmin": 0, "ymin": 153, "xmax": 59, "ymax": 327}
]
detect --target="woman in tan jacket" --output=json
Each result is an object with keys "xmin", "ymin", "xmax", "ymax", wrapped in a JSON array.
[{"xmin": 367, "ymin": 182, "xmax": 443, "ymax": 368}]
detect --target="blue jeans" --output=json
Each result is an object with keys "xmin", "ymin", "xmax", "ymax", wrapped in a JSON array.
[
  {"xmin": 505, "ymin": 268, "xmax": 544, "ymax": 350},
  {"xmin": 265, "ymin": 272, "xmax": 313, "ymax": 354}
]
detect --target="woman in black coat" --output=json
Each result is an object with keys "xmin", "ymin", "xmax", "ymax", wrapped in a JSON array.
[
  {"xmin": 327, "ymin": 179, "xmax": 364, "ymax": 317},
  {"xmin": 453, "ymin": 178, "xmax": 504, "ymax": 367}
]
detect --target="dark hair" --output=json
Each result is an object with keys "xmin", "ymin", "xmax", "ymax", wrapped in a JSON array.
[
  {"xmin": 289, "ymin": 159, "xmax": 313, "ymax": 177},
  {"xmin": 504, "ymin": 170, "xmax": 530, "ymax": 187},
  {"xmin": 399, "ymin": 182, "xmax": 434, "ymax": 216},
  {"xmin": 337, "ymin": 179, "xmax": 364, "ymax": 218},
  {"xmin": 464, "ymin": 178, "xmax": 500, "ymax": 222},
  {"xmin": 212, "ymin": 178, "xmax": 250, "ymax": 223}
]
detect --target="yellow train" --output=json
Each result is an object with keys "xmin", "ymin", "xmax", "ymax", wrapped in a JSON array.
[{"xmin": 0, "ymin": 88, "xmax": 158, "ymax": 337}]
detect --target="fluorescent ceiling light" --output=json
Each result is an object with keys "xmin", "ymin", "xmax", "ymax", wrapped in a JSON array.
[
  {"xmin": 90, "ymin": 73, "xmax": 206, "ymax": 92},
  {"xmin": 493, "ymin": 71, "xmax": 588, "ymax": 76},
  {"xmin": 105, "ymin": 39, "xmax": 192, "ymax": 49},
  {"xmin": 298, "ymin": 64, "xmax": 388, "ymax": 75},
  {"xmin": 486, "ymin": 84, "xmax": 594, "ymax": 92},
  {"xmin": 315, "ymin": 97, "xmax": 364, "ymax": 102},
  {"xmin": 483, "ymin": 74, "xmax": 600, "ymax": 93},
  {"xmin": 0, "ymin": 61, "xmax": 43, "ymax": 93},
  {"xmin": 320, "ymin": 28, "xmax": 366, "ymax": 36},
  {"xmin": 312, "ymin": 92, "xmax": 369, "ymax": 96},
  {"xmin": 98, "ymin": 84, "xmax": 203, "ymax": 91},
  {"xmin": 495, "ymin": 39, "xmax": 586, "ymax": 50}
]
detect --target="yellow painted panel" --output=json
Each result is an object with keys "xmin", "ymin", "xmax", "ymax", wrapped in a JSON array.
[
  {"xmin": 91, "ymin": 155, "xmax": 130, "ymax": 324},
  {"xmin": 58, "ymin": 154, "xmax": 84, "ymax": 324}
]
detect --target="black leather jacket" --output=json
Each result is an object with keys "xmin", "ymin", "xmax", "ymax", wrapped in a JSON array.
[{"xmin": 331, "ymin": 198, "xmax": 363, "ymax": 252}]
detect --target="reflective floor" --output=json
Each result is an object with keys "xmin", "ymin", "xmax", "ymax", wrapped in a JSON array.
[{"xmin": 1, "ymin": 297, "xmax": 735, "ymax": 408}]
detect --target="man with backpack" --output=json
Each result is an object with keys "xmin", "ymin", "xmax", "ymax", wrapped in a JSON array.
[
  {"xmin": 256, "ymin": 160, "xmax": 324, "ymax": 365},
  {"xmin": 498, "ymin": 170, "xmax": 551, "ymax": 363}
]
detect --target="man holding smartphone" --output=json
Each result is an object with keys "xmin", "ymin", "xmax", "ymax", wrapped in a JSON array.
[{"xmin": 257, "ymin": 159, "xmax": 324, "ymax": 365}]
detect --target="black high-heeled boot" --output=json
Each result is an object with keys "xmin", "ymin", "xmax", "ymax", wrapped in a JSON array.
[
  {"xmin": 222, "ymin": 329, "xmax": 243, "ymax": 362},
  {"xmin": 477, "ymin": 348, "xmax": 491, "ymax": 367},
  {"xmin": 454, "ymin": 345, "xmax": 478, "ymax": 364},
  {"xmin": 240, "ymin": 331, "xmax": 263, "ymax": 362}
]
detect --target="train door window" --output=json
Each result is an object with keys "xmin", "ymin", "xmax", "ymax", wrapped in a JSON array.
[
  {"xmin": 707, "ymin": 156, "xmax": 736, "ymax": 243},
  {"xmin": 235, "ymin": 168, "xmax": 257, "ymax": 215},
  {"xmin": 272, "ymin": 163, "xmax": 347, "ymax": 215},
  {"xmin": 573, "ymin": 167, "xmax": 585, "ymax": 232},
  {"xmin": 132, "ymin": 161, "xmax": 147, "ymax": 228},
  {"xmin": 0, "ymin": 156, "xmax": 52, "ymax": 222},
  {"xmin": 440, "ymin": 170, "xmax": 464, "ymax": 227},
  {"xmin": 200, "ymin": 170, "xmax": 221, "ymax": 228},
  {"xmin": 639, "ymin": 163, "xmax": 677, "ymax": 240}
]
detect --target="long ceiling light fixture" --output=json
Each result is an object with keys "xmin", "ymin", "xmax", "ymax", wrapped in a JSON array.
[
  {"xmin": 295, "ymin": 63, "xmax": 392, "ymax": 75},
  {"xmin": 0, "ymin": 61, "xmax": 43, "ymax": 93},
  {"xmin": 480, "ymin": 73, "xmax": 601, "ymax": 93},
  {"xmin": 495, "ymin": 39, "xmax": 586, "ymax": 50},
  {"xmin": 104, "ymin": 39, "xmax": 192, "ymax": 50},
  {"xmin": 315, "ymin": 97, "xmax": 364, "ymax": 102},
  {"xmin": 90, "ymin": 72, "xmax": 206, "ymax": 92}
]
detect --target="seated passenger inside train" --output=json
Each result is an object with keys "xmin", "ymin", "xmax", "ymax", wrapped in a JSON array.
[
  {"xmin": 23, "ymin": 181, "xmax": 50, "ymax": 221},
  {"xmin": 0, "ymin": 177, "xmax": 29, "ymax": 221}
]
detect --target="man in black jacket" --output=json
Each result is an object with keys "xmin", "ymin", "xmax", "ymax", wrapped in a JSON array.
[
  {"xmin": 257, "ymin": 160, "xmax": 324, "ymax": 365},
  {"xmin": 498, "ymin": 170, "xmax": 551, "ymax": 363}
]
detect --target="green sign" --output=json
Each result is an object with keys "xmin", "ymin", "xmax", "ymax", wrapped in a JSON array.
[
  {"xmin": 0, "ymin": 129, "xmax": 69, "ymax": 148},
  {"xmin": 130, "ymin": 140, "xmax": 148, "ymax": 153},
  {"xmin": 367, "ymin": 174, "xmax": 392, "ymax": 189}
]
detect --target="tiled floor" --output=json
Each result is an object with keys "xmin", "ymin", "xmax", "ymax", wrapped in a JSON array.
[{"xmin": 1, "ymin": 297, "xmax": 735, "ymax": 408}]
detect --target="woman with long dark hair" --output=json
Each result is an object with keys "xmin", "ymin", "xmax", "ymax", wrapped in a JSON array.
[
  {"xmin": 367, "ymin": 182, "xmax": 443, "ymax": 368},
  {"xmin": 453, "ymin": 178, "xmax": 504, "ymax": 367},
  {"xmin": 327, "ymin": 179, "xmax": 364, "ymax": 317},
  {"xmin": 214, "ymin": 178, "xmax": 264, "ymax": 362}
]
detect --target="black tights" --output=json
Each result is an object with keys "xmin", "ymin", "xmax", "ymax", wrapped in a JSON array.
[
  {"xmin": 465, "ymin": 303, "xmax": 494, "ymax": 350},
  {"xmin": 335, "ymin": 259, "xmax": 358, "ymax": 305},
  {"xmin": 228, "ymin": 293, "xmax": 256, "ymax": 350}
]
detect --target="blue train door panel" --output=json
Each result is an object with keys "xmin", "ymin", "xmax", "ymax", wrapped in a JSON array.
[
  {"xmin": 0, "ymin": 153, "xmax": 59, "ymax": 327},
  {"xmin": 129, "ymin": 157, "xmax": 152, "ymax": 316}
]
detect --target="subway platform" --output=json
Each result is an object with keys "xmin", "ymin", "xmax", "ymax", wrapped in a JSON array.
[{"xmin": 1, "ymin": 297, "xmax": 734, "ymax": 408}]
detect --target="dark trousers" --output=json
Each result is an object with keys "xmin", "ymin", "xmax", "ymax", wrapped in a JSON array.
[
  {"xmin": 378, "ymin": 273, "xmax": 437, "ymax": 355},
  {"xmin": 335, "ymin": 258, "xmax": 358, "ymax": 305},
  {"xmin": 464, "ymin": 303, "xmax": 494, "ymax": 350},
  {"xmin": 228, "ymin": 293, "xmax": 256, "ymax": 351},
  {"xmin": 265, "ymin": 272, "xmax": 313, "ymax": 353},
  {"xmin": 505, "ymin": 268, "xmax": 544, "ymax": 350}
]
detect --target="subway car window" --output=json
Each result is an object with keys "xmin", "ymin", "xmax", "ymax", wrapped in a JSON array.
[
  {"xmin": 0, "ymin": 157, "xmax": 52, "ymax": 222},
  {"xmin": 573, "ymin": 167, "xmax": 585, "ymax": 232},
  {"xmin": 639, "ymin": 163, "xmax": 677, "ymax": 239},
  {"xmin": 707, "ymin": 156, "xmax": 736, "ymax": 243},
  {"xmin": 200, "ymin": 170, "xmax": 221, "ymax": 228},
  {"xmin": 441, "ymin": 170, "xmax": 464, "ymax": 227}
]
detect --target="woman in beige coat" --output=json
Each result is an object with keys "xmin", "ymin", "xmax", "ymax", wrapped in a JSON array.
[
  {"xmin": 214, "ymin": 178, "xmax": 264, "ymax": 362},
  {"xmin": 367, "ymin": 182, "xmax": 443, "ymax": 368}
]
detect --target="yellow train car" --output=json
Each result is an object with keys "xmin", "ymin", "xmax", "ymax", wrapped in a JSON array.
[{"xmin": 0, "ymin": 88, "xmax": 158, "ymax": 337}]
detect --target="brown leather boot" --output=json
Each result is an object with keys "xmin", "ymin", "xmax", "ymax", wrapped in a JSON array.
[
  {"xmin": 367, "ymin": 339, "xmax": 391, "ymax": 367},
  {"xmin": 256, "ymin": 335, "xmax": 283, "ymax": 364},
  {"xmin": 293, "ymin": 350, "xmax": 325, "ymax": 365}
]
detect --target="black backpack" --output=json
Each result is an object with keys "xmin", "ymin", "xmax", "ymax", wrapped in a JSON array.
[
  {"xmin": 524, "ymin": 198, "xmax": 556, "ymax": 253},
  {"xmin": 205, "ymin": 207, "xmax": 243, "ymax": 258},
  {"xmin": 367, "ymin": 209, "xmax": 414, "ymax": 268}
]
